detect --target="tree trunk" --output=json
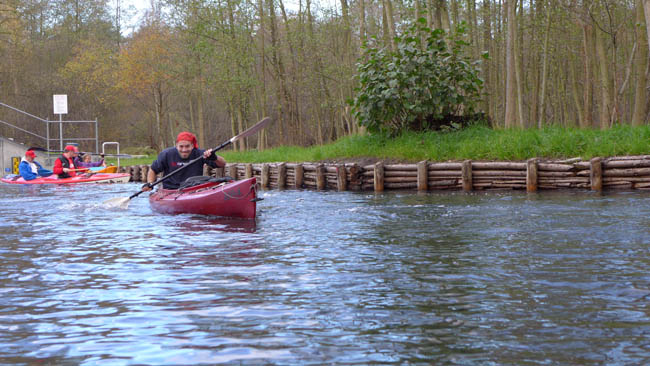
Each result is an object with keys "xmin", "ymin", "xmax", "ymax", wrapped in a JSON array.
[
  {"xmin": 633, "ymin": 0, "xmax": 648, "ymax": 125},
  {"xmin": 505, "ymin": 0, "xmax": 517, "ymax": 128},
  {"xmin": 538, "ymin": 2, "xmax": 552, "ymax": 128},
  {"xmin": 595, "ymin": 28, "xmax": 611, "ymax": 129},
  {"xmin": 582, "ymin": 21, "xmax": 595, "ymax": 128}
]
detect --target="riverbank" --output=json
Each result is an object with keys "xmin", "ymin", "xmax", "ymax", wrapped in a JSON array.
[
  {"xmin": 107, "ymin": 124, "xmax": 650, "ymax": 168},
  {"xmin": 218, "ymin": 124, "xmax": 650, "ymax": 164}
]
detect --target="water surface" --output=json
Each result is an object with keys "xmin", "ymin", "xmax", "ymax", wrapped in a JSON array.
[{"xmin": 1, "ymin": 183, "xmax": 650, "ymax": 365}]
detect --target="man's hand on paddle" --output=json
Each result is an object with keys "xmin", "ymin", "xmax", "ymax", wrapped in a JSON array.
[
  {"xmin": 141, "ymin": 182, "xmax": 153, "ymax": 192},
  {"xmin": 203, "ymin": 149, "xmax": 214, "ymax": 159}
]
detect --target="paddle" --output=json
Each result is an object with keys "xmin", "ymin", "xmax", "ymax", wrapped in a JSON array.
[{"xmin": 103, "ymin": 117, "xmax": 272, "ymax": 209}]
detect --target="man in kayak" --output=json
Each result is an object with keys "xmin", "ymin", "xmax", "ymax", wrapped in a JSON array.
[
  {"xmin": 53, "ymin": 145, "xmax": 80, "ymax": 178},
  {"xmin": 19, "ymin": 150, "xmax": 52, "ymax": 180},
  {"xmin": 142, "ymin": 131, "xmax": 226, "ymax": 191}
]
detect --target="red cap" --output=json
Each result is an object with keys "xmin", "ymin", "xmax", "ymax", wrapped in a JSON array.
[
  {"xmin": 25, "ymin": 150, "xmax": 36, "ymax": 158},
  {"xmin": 64, "ymin": 145, "xmax": 79, "ymax": 153},
  {"xmin": 176, "ymin": 132, "xmax": 198, "ymax": 149}
]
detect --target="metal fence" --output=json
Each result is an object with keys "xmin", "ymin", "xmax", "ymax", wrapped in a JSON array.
[{"xmin": 0, "ymin": 102, "xmax": 98, "ymax": 154}]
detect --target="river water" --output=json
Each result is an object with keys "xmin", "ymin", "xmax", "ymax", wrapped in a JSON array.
[{"xmin": 1, "ymin": 182, "xmax": 649, "ymax": 365}]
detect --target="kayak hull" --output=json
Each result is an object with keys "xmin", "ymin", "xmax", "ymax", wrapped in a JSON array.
[
  {"xmin": 89, "ymin": 166, "xmax": 118, "ymax": 173},
  {"xmin": 1, "ymin": 173, "xmax": 131, "ymax": 185},
  {"xmin": 149, "ymin": 177, "xmax": 257, "ymax": 219}
]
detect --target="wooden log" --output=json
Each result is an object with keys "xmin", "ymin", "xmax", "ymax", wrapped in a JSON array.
[
  {"xmin": 294, "ymin": 164, "xmax": 304, "ymax": 188},
  {"xmin": 606, "ymin": 155, "xmax": 650, "ymax": 160},
  {"xmin": 261, "ymin": 163, "xmax": 270, "ymax": 188},
  {"xmin": 202, "ymin": 164, "xmax": 210, "ymax": 177},
  {"xmin": 590, "ymin": 157, "xmax": 602, "ymax": 191},
  {"xmin": 385, "ymin": 182, "xmax": 418, "ymax": 189},
  {"xmin": 573, "ymin": 162, "xmax": 591, "ymax": 170},
  {"xmin": 428, "ymin": 179, "xmax": 460, "ymax": 185},
  {"xmin": 428, "ymin": 170, "xmax": 463, "ymax": 177},
  {"xmin": 417, "ymin": 160, "xmax": 428, "ymax": 191},
  {"xmin": 538, "ymin": 163, "xmax": 575, "ymax": 172},
  {"xmin": 603, "ymin": 160, "xmax": 650, "ymax": 169},
  {"xmin": 603, "ymin": 177, "xmax": 650, "ymax": 182},
  {"xmin": 277, "ymin": 163, "xmax": 286, "ymax": 189},
  {"xmin": 428, "ymin": 162, "xmax": 462, "ymax": 170},
  {"xmin": 538, "ymin": 178, "xmax": 590, "ymax": 183},
  {"xmin": 374, "ymin": 162, "xmax": 384, "ymax": 192},
  {"xmin": 385, "ymin": 164, "xmax": 418, "ymax": 171},
  {"xmin": 384, "ymin": 176, "xmax": 418, "ymax": 183},
  {"xmin": 461, "ymin": 160, "xmax": 472, "ymax": 191},
  {"xmin": 526, "ymin": 158, "xmax": 538, "ymax": 192},
  {"xmin": 471, "ymin": 161, "xmax": 527, "ymax": 170},
  {"xmin": 602, "ymin": 167, "xmax": 650, "ymax": 177},
  {"xmin": 384, "ymin": 170, "xmax": 418, "ymax": 177},
  {"xmin": 336, "ymin": 164, "xmax": 347, "ymax": 191},
  {"xmin": 472, "ymin": 170, "xmax": 526, "ymax": 177},
  {"xmin": 603, "ymin": 181, "xmax": 633, "ymax": 188},
  {"xmin": 538, "ymin": 171, "xmax": 577, "ymax": 177},
  {"xmin": 316, "ymin": 164, "xmax": 326, "ymax": 190}
]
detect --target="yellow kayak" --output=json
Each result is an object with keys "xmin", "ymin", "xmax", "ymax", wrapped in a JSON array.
[{"xmin": 88, "ymin": 166, "xmax": 118, "ymax": 173}]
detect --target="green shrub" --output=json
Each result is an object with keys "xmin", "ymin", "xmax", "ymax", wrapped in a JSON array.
[{"xmin": 351, "ymin": 20, "xmax": 485, "ymax": 135}]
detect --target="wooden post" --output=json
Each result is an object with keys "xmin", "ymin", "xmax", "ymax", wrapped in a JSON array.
[
  {"xmin": 131, "ymin": 165, "xmax": 140, "ymax": 182},
  {"xmin": 316, "ymin": 164, "xmax": 326, "ymax": 190},
  {"xmin": 374, "ymin": 162, "xmax": 384, "ymax": 192},
  {"xmin": 140, "ymin": 165, "xmax": 149, "ymax": 182},
  {"xmin": 461, "ymin": 160, "xmax": 472, "ymax": 191},
  {"xmin": 261, "ymin": 163, "xmax": 270, "ymax": 189},
  {"xmin": 336, "ymin": 164, "xmax": 347, "ymax": 191},
  {"xmin": 213, "ymin": 166, "xmax": 224, "ymax": 178},
  {"xmin": 295, "ymin": 163, "xmax": 304, "ymax": 188},
  {"xmin": 277, "ymin": 163, "xmax": 286, "ymax": 189},
  {"xmin": 417, "ymin": 160, "xmax": 428, "ymax": 191},
  {"xmin": 590, "ymin": 157, "xmax": 602, "ymax": 191},
  {"xmin": 526, "ymin": 158, "xmax": 538, "ymax": 192},
  {"xmin": 245, "ymin": 163, "xmax": 253, "ymax": 178},
  {"xmin": 348, "ymin": 163, "xmax": 360, "ymax": 189}
]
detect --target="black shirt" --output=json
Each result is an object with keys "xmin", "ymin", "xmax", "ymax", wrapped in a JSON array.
[{"xmin": 150, "ymin": 147, "xmax": 218, "ymax": 189}]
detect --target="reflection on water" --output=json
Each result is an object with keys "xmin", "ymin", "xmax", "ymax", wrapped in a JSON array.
[
  {"xmin": 1, "ymin": 184, "xmax": 650, "ymax": 365},
  {"xmin": 175, "ymin": 217, "xmax": 257, "ymax": 233}
]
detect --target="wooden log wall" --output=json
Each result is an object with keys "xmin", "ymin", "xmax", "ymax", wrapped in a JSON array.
[{"xmin": 121, "ymin": 155, "xmax": 650, "ymax": 192}]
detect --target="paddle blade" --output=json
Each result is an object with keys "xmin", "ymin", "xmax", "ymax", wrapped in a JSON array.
[
  {"xmin": 230, "ymin": 117, "xmax": 272, "ymax": 144},
  {"xmin": 103, "ymin": 196, "xmax": 131, "ymax": 209}
]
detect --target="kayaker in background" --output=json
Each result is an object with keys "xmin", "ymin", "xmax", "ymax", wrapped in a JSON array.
[
  {"xmin": 19, "ymin": 150, "xmax": 52, "ymax": 180},
  {"xmin": 142, "ymin": 131, "xmax": 226, "ymax": 191},
  {"xmin": 74, "ymin": 152, "xmax": 106, "ymax": 168},
  {"xmin": 53, "ymin": 145, "xmax": 80, "ymax": 178}
]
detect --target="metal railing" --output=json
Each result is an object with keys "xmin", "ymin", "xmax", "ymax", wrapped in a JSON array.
[{"xmin": 0, "ymin": 101, "xmax": 98, "ymax": 154}]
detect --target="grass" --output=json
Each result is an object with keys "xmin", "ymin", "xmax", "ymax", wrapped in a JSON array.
[{"xmin": 108, "ymin": 124, "xmax": 650, "ymax": 165}]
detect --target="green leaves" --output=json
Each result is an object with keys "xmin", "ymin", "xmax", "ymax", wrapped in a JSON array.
[{"xmin": 351, "ymin": 22, "xmax": 484, "ymax": 136}]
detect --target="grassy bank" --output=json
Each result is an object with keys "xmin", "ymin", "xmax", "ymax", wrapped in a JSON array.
[
  {"xmin": 220, "ymin": 124, "xmax": 650, "ymax": 163},
  {"xmin": 109, "ymin": 125, "xmax": 650, "ymax": 165}
]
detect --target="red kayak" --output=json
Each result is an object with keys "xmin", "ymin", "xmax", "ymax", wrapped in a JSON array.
[
  {"xmin": 149, "ymin": 177, "xmax": 258, "ymax": 219},
  {"xmin": 1, "ymin": 173, "xmax": 131, "ymax": 185}
]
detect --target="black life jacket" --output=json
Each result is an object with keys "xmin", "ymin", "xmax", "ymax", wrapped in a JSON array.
[{"xmin": 57, "ymin": 155, "xmax": 74, "ymax": 178}]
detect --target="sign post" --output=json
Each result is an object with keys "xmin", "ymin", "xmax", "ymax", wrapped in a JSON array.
[{"xmin": 53, "ymin": 94, "xmax": 68, "ymax": 151}]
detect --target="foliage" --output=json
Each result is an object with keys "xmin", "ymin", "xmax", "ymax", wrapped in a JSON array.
[{"xmin": 351, "ymin": 20, "xmax": 485, "ymax": 136}]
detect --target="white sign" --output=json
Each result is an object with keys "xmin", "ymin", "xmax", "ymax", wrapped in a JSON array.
[{"xmin": 53, "ymin": 94, "xmax": 68, "ymax": 114}]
